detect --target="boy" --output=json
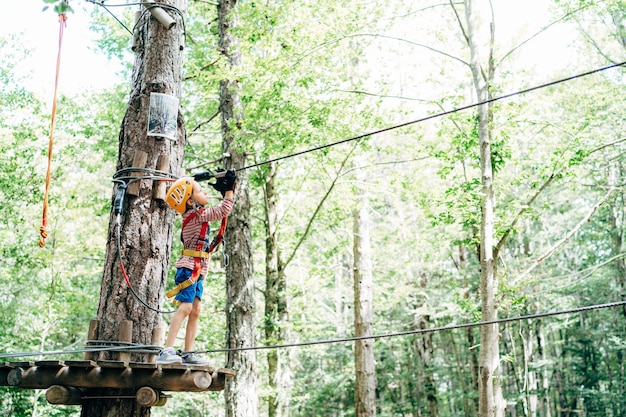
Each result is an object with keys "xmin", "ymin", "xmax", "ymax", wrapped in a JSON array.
[{"xmin": 158, "ymin": 169, "xmax": 236, "ymax": 364}]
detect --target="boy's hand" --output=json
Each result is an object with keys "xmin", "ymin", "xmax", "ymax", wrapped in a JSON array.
[
  {"xmin": 211, "ymin": 168, "xmax": 228, "ymax": 196},
  {"xmin": 225, "ymin": 169, "xmax": 237, "ymax": 191}
]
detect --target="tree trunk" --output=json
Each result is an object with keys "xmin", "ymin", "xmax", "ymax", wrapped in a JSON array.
[
  {"xmin": 218, "ymin": 1, "xmax": 258, "ymax": 416},
  {"xmin": 413, "ymin": 315, "xmax": 438, "ymax": 417},
  {"xmin": 522, "ymin": 321, "xmax": 538, "ymax": 417},
  {"xmin": 463, "ymin": 0, "xmax": 505, "ymax": 416},
  {"xmin": 84, "ymin": 1, "xmax": 187, "ymax": 415},
  {"xmin": 353, "ymin": 190, "xmax": 376, "ymax": 417},
  {"xmin": 264, "ymin": 161, "xmax": 292, "ymax": 417},
  {"xmin": 537, "ymin": 320, "xmax": 551, "ymax": 417}
]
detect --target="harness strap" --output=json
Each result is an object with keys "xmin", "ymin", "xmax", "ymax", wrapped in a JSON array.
[
  {"xmin": 167, "ymin": 211, "xmax": 228, "ymax": 302},
  {"xmin": 181, "ymin": 249, "xmax": 210, "ymax": 258}
]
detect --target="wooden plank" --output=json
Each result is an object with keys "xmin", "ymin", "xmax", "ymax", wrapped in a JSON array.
[
  {"xmin": 65, "ymin": 360, "xmax": 98, "ymax": 368},
  {"xmin": 217, "ymin": 367, "xmax": 237, "ymax": 377},
  {"xmin": 35, "ymin": 360, "xmax": 65, "ymax": 368},
  {"xmin": 157, "ymin": 362, "xmax": 189, "ymax": 371},
  {"xmin": 186, "ymin": 364, "xmax": 216, "ymax": 372},
  {"xmin": 12, "ymin": 364, "xmax": 218, "ymax": 392},
  {"xmin": 130, "ymin": 362, "xmax": 158, "ymax": 370},
  {"xmin": 7, "ymin": 362, "xmax": 34, "ymax": 368},
  {"xmin": 97, "ymin": 360, "xmax": 129, "ymax": 368}
]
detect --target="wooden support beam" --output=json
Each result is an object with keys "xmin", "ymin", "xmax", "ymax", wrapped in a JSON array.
[
  {"xmin": 7, "ymin": 364, "xmax": 214, "ymax": 392},
  {"xmin": 127, "ymin": 150, "xmax": 148, "ymax": 197},
  {"xmin": 84, "ymin": 320, "xmax": 99, "ymax": 361},
  {"xmin": 136, "ymin": 386, "xmax": 166, "ymax": 407},
  {"xmin": 46, "ymin": 385, "xmax": 83, "ymax": 405},
  {"xmin": 148, "ymin": 323, "xmax": 166, "ymax": 363},
  {"xmin": 153, "ymin": 154, "xmax": 170, "ymax": 202},
  {"xmin": 118, "ymin": 320, "xmax": 133, "ymax": 364}
]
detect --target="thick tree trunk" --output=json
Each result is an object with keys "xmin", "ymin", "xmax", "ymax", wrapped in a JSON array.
[
  {"xmin": 463, "ymin": 1, "xmax": 505, "ymax": 416},
  {"xmin": 85, "ymin": 1, "xmax": 187, "ymax": 416},
  {"xmin": 264, "ymin": 161, "xmax": 292, "ymax": 417},
  {"xmin": 353, "ymin": 194, "xmax": 376, "ymax": 417},
  {"xmin": 218, "ymin": 1, "xmax": 258, "ymax": 416}
]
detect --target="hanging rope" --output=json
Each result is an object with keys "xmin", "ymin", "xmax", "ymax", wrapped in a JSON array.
[{"xmin": 39, "ymin": 12, "xmax": 68, "ymax": 248}]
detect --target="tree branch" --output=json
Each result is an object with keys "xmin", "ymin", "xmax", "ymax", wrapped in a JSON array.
[
  {"xmin": 496, "ymin": 137, "xmax": 626, "ymax": 256},
  {"xmin": 514, "ymin": 188, "xmax": 613, "ymax": 284},
  {"xmin": 283, "ymin": 141, "xmax": 360, "ymax": 269}
]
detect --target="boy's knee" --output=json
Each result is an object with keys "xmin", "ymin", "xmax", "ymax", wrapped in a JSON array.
[
  {"xmin": 178, "ymin": 302, "xmax": 193, "ymax": 315},
  {"xmin": 190, "ymin": 304, "xmax": 202, "ymax": 319}
]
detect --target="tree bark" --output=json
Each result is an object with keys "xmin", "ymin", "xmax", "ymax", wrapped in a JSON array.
[
  {"xmin": 353, "ymin": 187, "xmax": 376, "ymax": 417},
  {"xmin": 462, "ymin": 0, "xmax": 505, "ymax": 416},
  {"xmin": 85, "ymin": 1, "xmax": 187, "ymax": 415},
  {"xmin": 218, "ymin": 1, "xmax": 258, "ymax": 416}
]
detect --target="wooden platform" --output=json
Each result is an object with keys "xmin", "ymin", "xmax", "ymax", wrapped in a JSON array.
[{"xmin": 0, "ymin": 359, "xmax": 236, "ymax": 406}]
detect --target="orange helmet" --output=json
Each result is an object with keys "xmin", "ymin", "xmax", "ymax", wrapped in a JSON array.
[{"xmin": 166, "ymin": 177, "xmax": 194, "ymax": 214}]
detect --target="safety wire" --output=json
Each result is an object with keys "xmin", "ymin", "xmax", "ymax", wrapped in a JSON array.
[
  {"xmin": 2, "ymin": 299, "xmax": 625, "ymax": 359},
  {"xmin": 235, "ymin": 60, "xmax": 626, "ymax": 174},
  {"xmin": 190, "ymin": 299, "xmax": 626, "ymax": 355},
  {"xmin": 112, "ymin": 168, "xmax": 179, "ymax": 314},
  {"xmin": 0, "ymin": 342, "xmax": 160, "ymax": 360}
]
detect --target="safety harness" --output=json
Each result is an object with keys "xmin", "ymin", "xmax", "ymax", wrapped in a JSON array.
[{"xmin": 165, "ymin": 211, "xmax": 228, "ymax": 304}]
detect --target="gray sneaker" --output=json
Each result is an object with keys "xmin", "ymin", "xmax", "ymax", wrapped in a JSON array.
[
  {"xmin": 157, "ymin": 347, "xmax": 182, "ymax": 364},
  {"xmin": 182, "ymin": 352, "xmax": 210, "ymax": 365}
]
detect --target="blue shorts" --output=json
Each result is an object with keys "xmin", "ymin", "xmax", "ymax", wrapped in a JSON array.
[{"xmin": 174, "ymin": 267, "xmax": 204, "ymax": 304}]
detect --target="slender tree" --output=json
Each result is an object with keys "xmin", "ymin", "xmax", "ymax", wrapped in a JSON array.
[
  {"xmin": 459, "ymin": 0, "xmax": 506, "ymax": 415},
  {"xmin": 263, "ymin": 161, "xmax": 292, "ymax": 417},
  {"xmin": 353, "ymin": 186, "xmax": 377, "ymax": 417},
  {"xmin": 218, "ymin": 1, "xmax": 258, "ymax": 416}
]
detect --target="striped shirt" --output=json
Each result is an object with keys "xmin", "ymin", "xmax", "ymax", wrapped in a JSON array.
[{"xmin": 174, "ymin": 197, "xmax": 234, "ymax": 277}]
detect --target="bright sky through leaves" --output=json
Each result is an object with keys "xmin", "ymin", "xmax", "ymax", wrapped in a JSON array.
[{"xmin": 3, "ymin": 1, "xmax": 120, "ymax": 95}]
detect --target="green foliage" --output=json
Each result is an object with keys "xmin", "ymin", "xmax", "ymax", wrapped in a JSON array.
[
  {"xmin": 42, "ymin": 0, "xmax": 73, "ymax": 15},
  {"xmin": 2, "ymin": 1, "xmax": 626, "ymax": 416}
]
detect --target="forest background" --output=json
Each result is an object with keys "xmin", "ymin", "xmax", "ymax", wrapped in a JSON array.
[{"xmin": 0, "ymin": 0, "xmax": 625, "ymax": 416}]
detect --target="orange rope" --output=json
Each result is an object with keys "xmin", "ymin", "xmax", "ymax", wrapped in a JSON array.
[{"xmin": 39, "ymin": 13, "xmax": 67, "ymax": 248}]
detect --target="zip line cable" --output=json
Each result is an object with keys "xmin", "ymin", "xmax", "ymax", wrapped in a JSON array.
[
  {"xmin": 193, "ymin": 299, "xmax": 626, "ymax": 354},
  {"xmin": 0, "ymin": 343, "xmax": 160, "ymax": 360},
  {"xmin": 236, "ymin": 60, "xmax": 626, "ymax": 173},
  {"xmin": 2, "ymin": 299, "xmax": 624, "ymax": 359}
]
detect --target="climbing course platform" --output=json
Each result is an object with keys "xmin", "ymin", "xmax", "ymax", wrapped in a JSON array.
[{"xmin": 0, "ymin": 320, "xmax": 235, "ymax": 407}]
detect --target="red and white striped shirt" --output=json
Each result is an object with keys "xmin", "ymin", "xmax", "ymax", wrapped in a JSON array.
[{"xmin": 174, "ymin": 197, "xmax": 234, "ymax": 276}]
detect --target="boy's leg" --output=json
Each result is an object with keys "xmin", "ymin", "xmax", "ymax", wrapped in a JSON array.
[
  {"xmin": 165, "ymin": 302, "xmax": 193, "ymax": 348},
  {"xmin": 184, "ymin": 297, "xmax": 202, "ymax": 352}
]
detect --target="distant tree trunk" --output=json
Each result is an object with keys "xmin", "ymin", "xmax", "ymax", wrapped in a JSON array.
[
  {"xmin": 522, "ymin": 321, "xmax": 538, "ymax": 417},
  {"xmin": 84, "ymin": 1, "xmax": 187, "ymax": 416},
  {"xmin": 413, "ymin": 314, "xmax": 438, "ymax": 417},
  {"xmin": 536, "ymin": 321, "xmax": 552, "ymax": 417},
  {"xmin": 264, "ymin": 161, "xmax": 292, "ymax": 417},
  {"xmin": 218, "ymin": 1, "xmax": 258, "ymax": 416},
  {"xmin": 462, "ymin": 0, "xmax": 505, "ymax": 415},
  {"xmin": 353, "ymin": 187, "xmax": 376, "ymax": 417}
]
